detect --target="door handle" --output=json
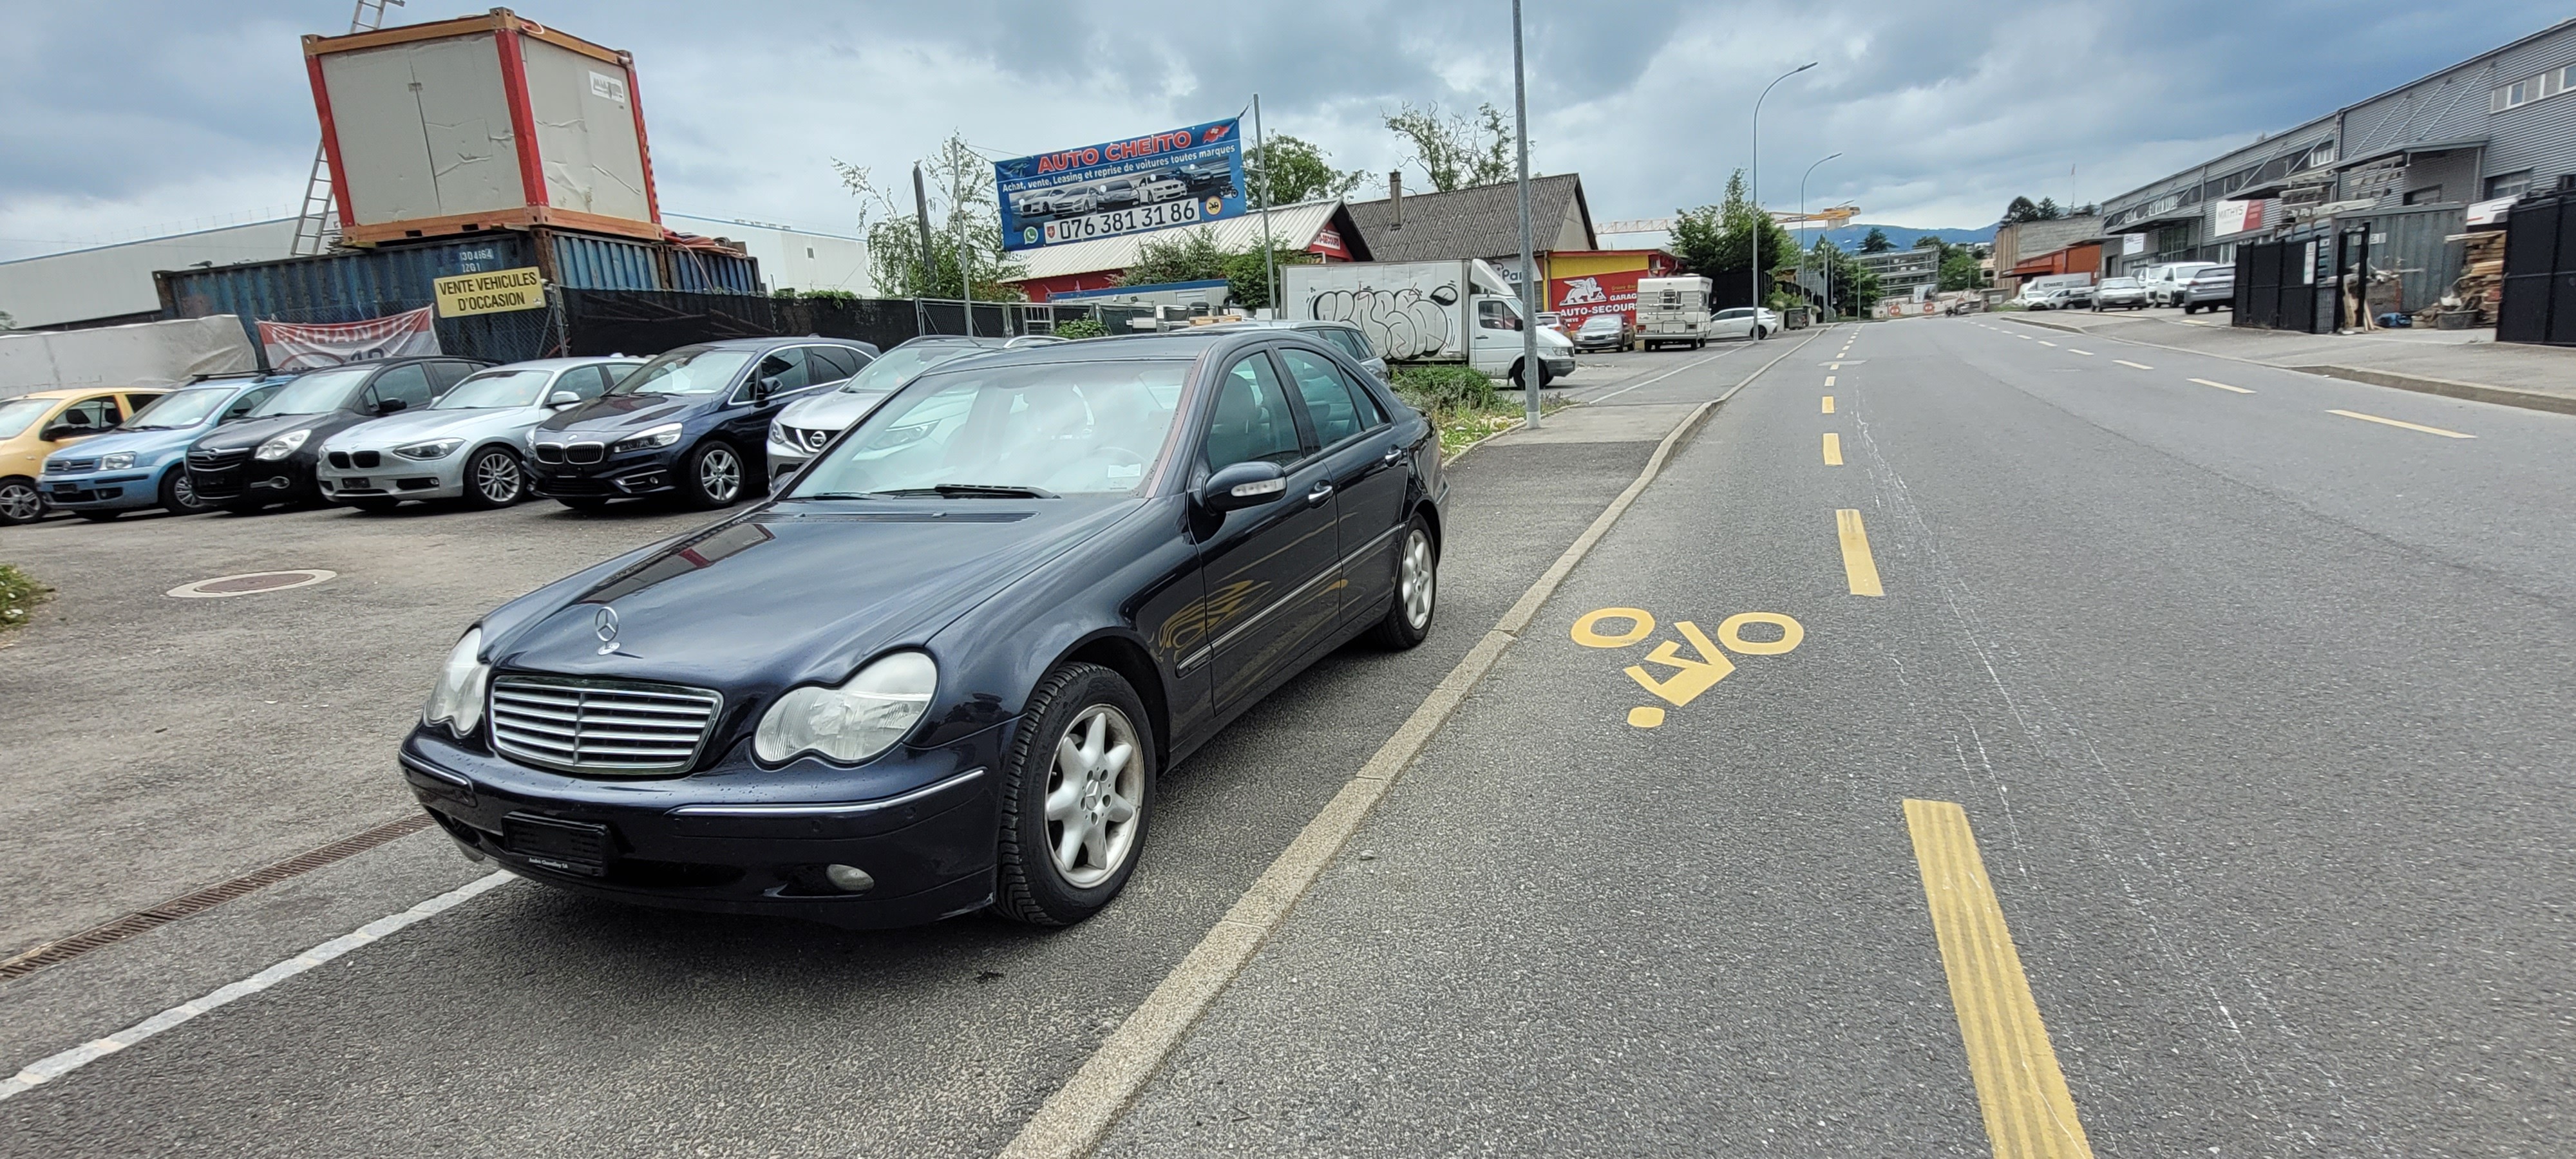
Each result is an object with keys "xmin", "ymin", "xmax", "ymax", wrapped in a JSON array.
[
  {"xmin": 1306, "ymin": 482, "xmax": 1334, "ymax": 504},
  {"xmin": 1381, "ymin": 446, "xmax": 1404, "ymax": 465}
]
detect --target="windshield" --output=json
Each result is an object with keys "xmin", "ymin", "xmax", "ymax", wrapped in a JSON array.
[
  {"xmin": 842, "ymin": 344, "xmax": 987, "ymax": 393},
  {"xmin": 790, "ymin": 359, "xmax": 1188, "ymax": 499},
  {"xmin": 609, "ymin": 348, "xmax": 754, "ymax": 397},
  {"xmin": 252, "ymin": 366, "xmax": 372, "ymax": 417},
  {"xmin": 2103, "ymin": 278, "xmax": 2140, "ymax": 288},
  {"xmin": 434, "ymin": 369, "xmax": 553, "ymax": 410},
  {"xmin": 1580, "ymin": 316, "xmax": 1621, "ymax": 332},
  {"xmin": 124, "ymin": 386, "xmax": 235, "ymax": 429},
  {"xmin": 0, "ymin": 398, "xmax": 51, "ymax": 439}
]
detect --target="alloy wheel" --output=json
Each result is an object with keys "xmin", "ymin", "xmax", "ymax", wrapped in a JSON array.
[
  {"xmin": 0, "ymin": 481, "xmax": 39, "ymax": 523},
  {"xmin": 475, "ymin": 451, "xmax": 522, "ymax": 505},
  {"xmin": 171, "ymin": 471, "xmax": 202, "ymax": 511},
  {"xmin": 1400, "ymin": 527, "xmax": 1436, "ymax": 628},
  {"xmin": 1044, "ymin": 705, "xmax": 1144, "ymax": 888},
  {"xmin": 700, "ymin": 446, "xmax": 741, "ymax": 504}
]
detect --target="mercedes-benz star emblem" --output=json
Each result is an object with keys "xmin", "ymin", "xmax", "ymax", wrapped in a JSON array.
[{"xmin": 594, "ymin": 605, "xmax": 620, "ymax": 654}]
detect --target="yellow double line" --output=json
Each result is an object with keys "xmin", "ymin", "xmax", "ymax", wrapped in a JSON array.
[{"xmin": 1905, "ymin": 800, "xmax": 2096, "ymax": 1158}]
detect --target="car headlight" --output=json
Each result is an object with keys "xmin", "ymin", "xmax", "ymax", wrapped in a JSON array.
[
  {"xmin": 754, "ymin": 650, "xmax": 936, "ymax": 765},
  {"xmin": 255, "ymin": 429, "xmax": 311, "ymax": 461},
  {"xmin": 394, "ymin": 438, "xmax": 463, "ymax": 461},
  {"xmin": 611, "ymin": 422, "xmax": 684, "ymax": 455},
  {"xmin": 100, "ymin": 452, "xmax": 135, "ymax": 471},
  {"xmin": 422, "ymin": 627, "xmax": 490, "ymax": 739}
]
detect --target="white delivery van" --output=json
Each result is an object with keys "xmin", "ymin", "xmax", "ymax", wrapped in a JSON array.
[
  {"xmin": 1633, "ymin": 276, "xmax": 1714, "ymax": 350},
  {"xmin": 1282, "ymin": 259, "xmax": 1575, "ymax": 387}
]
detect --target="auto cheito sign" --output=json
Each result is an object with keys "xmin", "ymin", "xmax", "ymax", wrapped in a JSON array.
[{"xmin": 433, "ymin": 267, "xmax": 546, "ymax": 318}]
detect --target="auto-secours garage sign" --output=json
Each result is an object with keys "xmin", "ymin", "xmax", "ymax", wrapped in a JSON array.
[{"xmin": 994, "ymin": 118, "xmax": 1247, "ymax": 252}]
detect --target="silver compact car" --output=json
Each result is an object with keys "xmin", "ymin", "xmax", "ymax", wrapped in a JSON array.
[
  {"xmin": 318, "ymin": 356, "xmax": 643, "ymax": 511},
  {"xmin": 766, "ymin": 336, "xmax": 1008, "ymax": 484}
]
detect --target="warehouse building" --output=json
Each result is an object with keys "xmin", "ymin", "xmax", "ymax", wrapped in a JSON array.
[{"xmin": 2097, "ymin": 17, "xmax": 2576, "ymax": 287}]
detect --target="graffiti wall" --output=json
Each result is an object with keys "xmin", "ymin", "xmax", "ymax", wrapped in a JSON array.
[{"xmin": 1304, "ymin": 283, "xmax": 1461, "ymax": 361}]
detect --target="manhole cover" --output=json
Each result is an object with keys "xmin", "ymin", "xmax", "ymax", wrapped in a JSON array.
[{"xmin": 166, "ymin": 569, "xmax": 337, "ymax": 599}]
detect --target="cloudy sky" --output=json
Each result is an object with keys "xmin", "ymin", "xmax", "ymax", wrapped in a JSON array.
[{"xmin": 1, "ymin": 1, "xmax": 2565, "ymax": 261}]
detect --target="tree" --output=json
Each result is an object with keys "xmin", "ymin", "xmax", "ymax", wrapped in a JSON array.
[
  {"xmin": 1670, "ymin": 170, "xmax": 1802, "ymax": 306},
  {"xmin": 2000, "ymin": 195, "xmax": 2067, "ymax": 225},
  {"xmin": 1859, "ymin": 227, "xmax": 1893, "ymax": 252},
  {"xmin": 1383, "ymin": 101, "xmax": 1519, "ymax": 192},
  {"xmin": 1810, "ymin": 238, "xmax": 1881, "ymax": 316},
  {"xmin": 834, "ymin": 133, "xmax": 1025, "ymax": 300},
  {"xmin": 1913, "ymin": 234, "xmax": 1944, "ymax": 250},
  {"xmin": 1938, "ymin": 250, "xmax": 1985, "ymax": 292},
  {"xmin": 1248, "ymin": 135, "xmax": 1365, "ymax": 208}
]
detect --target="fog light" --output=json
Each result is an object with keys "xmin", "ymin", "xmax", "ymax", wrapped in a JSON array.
[{"xmin": 824, "ymin": 863, "xmax": 875, "ymax": 893}]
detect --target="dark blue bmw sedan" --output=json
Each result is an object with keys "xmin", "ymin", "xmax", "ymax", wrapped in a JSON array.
[{"xmin": 402, "ymin": 329, "xmax": 1446, "ymax": 927}]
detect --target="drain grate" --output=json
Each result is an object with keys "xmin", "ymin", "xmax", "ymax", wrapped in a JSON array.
[
  {"xmin": 166, "ymin": 569, "xmax": 337, "ymax": 599},
  {"xmin": 0, "ymin": 813, "xmax": 434, "ymax": 981}
]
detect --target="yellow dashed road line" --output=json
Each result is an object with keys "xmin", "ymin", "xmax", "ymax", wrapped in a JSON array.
[
  {"xmin": 1823, "ymin": 433, "xmax": 1843, "ymax": 466},
  {"xmin": 1834, "ymin": 508, "xmax": 1882, "ymax": 596}
]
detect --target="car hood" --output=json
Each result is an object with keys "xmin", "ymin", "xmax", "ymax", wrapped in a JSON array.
[
  {"xmin": 1535, "ymin": 326, "xmax": 1573, "ymax": 352},
  {"xmin": 539, "ymin": 392, "xmax": 712, "ymax": 437},
  {"xmin": 193, "ymin": 411, "xmax": 354, "ymax": 453},
  {"xmin": 484, "ymin": 497, "xmax": 1142, "ymax": 692},
  {"xmin": 327, "ymin": 407, "xmax": 534, "ymax": 451},
  {"xmin": 775, "ymin": 388, "xmax": 893, "ymax": 433},
  {"xmin": 43, "ymin": 422, "xmax": 204, "ymax": 465}
]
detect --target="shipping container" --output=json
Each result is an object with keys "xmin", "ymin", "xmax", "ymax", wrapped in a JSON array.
[{"xmin": 305, "ymin": 8, "xmax": 662, "ymax": 246}]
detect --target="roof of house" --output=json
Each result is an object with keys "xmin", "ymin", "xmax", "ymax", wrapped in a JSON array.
[
  {"xmin": 1342, "ymin": 174, "xmax": 1596, "ymax": 263},
  {"xmin": 1005, "ymin": 199, "xmax": 1364, "ymax": 282}
]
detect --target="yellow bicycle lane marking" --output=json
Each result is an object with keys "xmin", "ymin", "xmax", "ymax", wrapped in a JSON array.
[
  {"xmin": 1571, "ymin": 607, "xmax": 1804, "ymax": 728},
  {"xmin": 1835, "ymin": 509, "xmax": 1884, "ymax": 596},
  {"xmin": 1823, "ymin": 395, "xmax": 1836, "ymax": 413},
  {"xmin": 1823, "ymin": 433, "xmax": 1844, "ymax": 466},
  {"xmin": 1904, "ymin": 800, "xmax": 2096, "ymax": 1159}
]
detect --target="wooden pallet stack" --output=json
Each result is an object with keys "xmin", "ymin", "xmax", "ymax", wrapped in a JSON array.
[{"xmin": 2430, "ymin": 230, "xmax": 2506, "ymax": 328}]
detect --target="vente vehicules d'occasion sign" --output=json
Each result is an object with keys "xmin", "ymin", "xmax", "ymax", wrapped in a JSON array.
[{"xmin": 993, "ymin": 118, "xmax": 1247, "ymax": 253}]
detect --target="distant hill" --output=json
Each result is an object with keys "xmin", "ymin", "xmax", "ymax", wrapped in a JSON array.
[{"xmin": 1808, "ymin": 222, "xmax": 1998, "ymax": 250}]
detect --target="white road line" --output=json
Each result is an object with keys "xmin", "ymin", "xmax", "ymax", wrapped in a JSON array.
[
  {"xmin": 2038, "ymin": 341, "xmax": 2058, "ymax": 347},
  {"xmin": 1578, "ymin": 348, "xmax": 1734, "ymax": 404},
  {"xmin": 2068, "ymin": 350, "xmax": 2094, "ymax": 356},
  {"xmin": 2188, "ymin": 377, "xmax": 2255, "ymax": 394},
  {"xmin": 2116, "ymin": 359, "xmax": 2154, "ymax": 370},
  {"xmin": 1, "ymin": 871, "xmax": 515, "ymax": 1102}
]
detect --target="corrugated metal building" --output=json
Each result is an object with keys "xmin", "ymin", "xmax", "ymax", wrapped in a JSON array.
[{"xmin": 2099, "ymin": 17, "xmax": 2576, "ymax": 288}]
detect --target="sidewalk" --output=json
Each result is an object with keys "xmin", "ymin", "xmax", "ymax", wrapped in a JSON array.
[{"xmin": 2002, "ymin": 309, "xmax": 2576, "ymax": 414}]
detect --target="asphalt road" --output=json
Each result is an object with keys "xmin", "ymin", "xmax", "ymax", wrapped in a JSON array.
[{"xmin": 6, "ymin": 322, "xmax": 2566, "ymax": 1156}]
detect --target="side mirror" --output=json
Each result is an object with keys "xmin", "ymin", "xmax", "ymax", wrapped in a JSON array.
[
  {"xmin": 1199, "ymin": 460, "xmax": 1287, "ymax": 513},
  {"xmin": 547, "ymin": 390, "xmax": 582, "ymax": 408},
  {"xmin": 377, "ymin": 397, "xmax": 408, "ymax": 414}
]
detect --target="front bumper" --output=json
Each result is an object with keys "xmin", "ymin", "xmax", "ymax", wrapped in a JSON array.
[
  {"xmin": 37, "ymin": 467, "xmax": 162, "ymax": 511},
  {"xmin": 317, "ymin": 453, "xmax": 465, "ymax": 502},
  {"xmin": 188, "ymin": 453, "xmax": 313, "ymax": 505},
  {"xmin": 1544, "ymin": 355, "xmax": 1577, "ymax": 377},
  {"xmin": 529, "ymin": 448, "xmax": 681, "ymax": 500},
  {"xmin": 1572, "ymin": 336, "xmax": 1627, "ymax": 351},
  {"xmin": 399, "ymin": 721, "xmax": 1016, "ymax": 928}
]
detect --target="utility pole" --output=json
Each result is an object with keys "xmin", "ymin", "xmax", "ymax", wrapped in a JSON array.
[
  {"xmin": 1511, "ymin": 0, "xmax": 1540, "ymax": 428},
  {"xmin": 913, "ymin": 164, "xmax": 936, "ymax": 334},
  {"xmin": 957, "ymin": 170, "xmax": 975, "ymax": 339},
  {"xmin": 1799, "ymin": 151, "xmax": 1841, "ymax": 319},
  {"xmin": 1253, "ymin": 94, "xmax": 1276, "ymax": 316},
  {"xmin": 1750, "ymin": 61, "xmax": 1816, "ymax": 334}
]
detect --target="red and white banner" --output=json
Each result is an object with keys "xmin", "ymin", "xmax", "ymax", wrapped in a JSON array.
[
  {"xmin": 1547, "ymin": 269, "xmax": 1650, "ymax": 327},
  {"xmin": 256, "ymin": 306, "xmax": 441, "ymax": 371},
  {"xmin": 2210, "ymin": 198, "xmax": 2274, "ymax": 238}
]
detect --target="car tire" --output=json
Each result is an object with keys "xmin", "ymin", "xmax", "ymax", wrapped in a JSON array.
[
  {"xmin": 0, "ymin": 477, "xmax": 43, "ymax": 526},
  {"xmin": 159, "ymin": 467, "xmax": 207, "ymax": 516},
  {"xmin": 462, "ymin": 446, "xmax": 525, "ymax": 510},
  {"xmin": 990, "ymin": 661, "xmax": 1156, "ymax": 927},
  {"xmin": 350, "ymin": 498, "xmax": 401, "ymax": 513},
  {"xmin": 677, "ymin": 440, "xmax": 746, "ymax": 510},
  {"xmin": 556, "ymin": 496, "xmax": 613, "ymax": 513},
  {"xmin": 1367, "ymin": 514, "xmax": 1439, "ymax": 650}
]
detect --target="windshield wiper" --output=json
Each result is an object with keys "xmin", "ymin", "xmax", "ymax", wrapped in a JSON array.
[
  {"xmin": 880, "ymin": 484, "xmax": 1057, "ymax": 499},
  {"xmin": 780, "ymin": 490, "xmax": 887, "ymax": 500}
]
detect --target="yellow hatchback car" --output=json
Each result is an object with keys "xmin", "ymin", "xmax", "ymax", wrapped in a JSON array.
[{"xmin": 0, "ymin": 387, "xmax": 167, "ymax": 525}]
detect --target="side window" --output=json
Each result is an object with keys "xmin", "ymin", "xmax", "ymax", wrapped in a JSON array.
[
  {"xmin": 1322, "ymin": 328, "xmax": 1369, "ymax": 362},
  {"xmin": 224, "ymin": 385, "xmax": 279, "ymax": 419},
  {"xmin": 1477, "ymin": 299, "xmax": 1524, "ymax": 331},
  {"xmin": 1276, "ymin": 348, "xmax": 1368, "ymax": 447},
  {"xmin": 426, "ymin": 362, "xmax": 476, "ymax": 396},
  {"xmin": 1201, "ymin": 352, "xmax": 1305, "ymax": 473},
  {"xmin": 369, "ymin": 364, "xmax": 434, "ymax": 411},
  {"xmin": 120, "ymin": 393, "xmax": 161, "ymax": 419},
  {"xmin": 810, "ymin": 346, "xmax": 864, "ymax": 384},
  {"xmin": 52, "ymin": 395, "xmax": 119, "ymax": 435},
  {"xmin": 565, "ymin": 365, "xmax": 613, "ymax": 400},
  {"xmin": 744, "ymin": 349, "xmax": 813, "ymax": 399}
]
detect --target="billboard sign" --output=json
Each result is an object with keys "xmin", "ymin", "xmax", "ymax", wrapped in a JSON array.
[
  {"xmin": 2211, "ymin": 198, "xmax": 2274, "ymax": 238},
  {"xmin": 433, "ymin": 266, "xmax": 545, "ymax": 317},
  {"xmin": 994, "ymin": 118, "xmax": 1247, "ymax": 252},
  {"xmin": 256, "ymin": 307, "xmax": 442, "ymax": 371}
]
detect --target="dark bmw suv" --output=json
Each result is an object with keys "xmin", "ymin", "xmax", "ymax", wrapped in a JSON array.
[
  {"xmin": 528, "ymin": 337, "xmax": 877, "ymax": 511},
  {"xmin": 186, "ymin": 356, "xmax": 488, "ymax": 513}
]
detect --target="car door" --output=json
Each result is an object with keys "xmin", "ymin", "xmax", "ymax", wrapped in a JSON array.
[
  {"xmin": 364, "ymin": 363, "xmax": 436, "ymax": 416},
  {"xmin": 1275, "ymin": 346, "xmax": 1408, "ymax": 625},
  {"xmin": 1194, "ymin": 346, "xmax": 1341, "ymax": 710},
  {"xmin": 722, "ymin": 348, "xmax": 817, "ymax": 471}
]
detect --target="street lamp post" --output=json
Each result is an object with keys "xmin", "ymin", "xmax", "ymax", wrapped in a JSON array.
[
  {"xmin": 1750, "ymin": 61, "xmax": 1816, "ymax": 337},
  {"xmin": 1511, "ymin": 0, "xmax": 1539, "ymax": 427},
  {"xmin": 1799, "ymin": 151, "xmax": 1841, "ymax": 319}
]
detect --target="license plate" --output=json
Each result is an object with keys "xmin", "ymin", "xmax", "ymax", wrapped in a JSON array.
[
  {"xmin": 52, "ymin": 485, "xmax": 79, "ymax": 496},
  {"xmin": 504, "ymin": 814, "xmax": 612, "ymax": 876},
  {"xmin": 344, "ymin": 477, "xmax": 368, "ymax": 489}
]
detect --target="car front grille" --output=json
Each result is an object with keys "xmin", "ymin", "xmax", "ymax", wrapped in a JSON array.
[
  {"xmin": 50, "ymin": 458, "xmax": 97, "ymax": 474},
  {"xmin": 488, "ymin": 675, "xmax": 723, "ymax": 776},
  {"xmin": 566, "ymin": 442, "xmax": 605, "ymax": 465},
  {"xmin": 327, "ymin": 451, "xmax": 351, "ymax": 469},
  {"xmin": 784, "ymin": 426, "xmax": 835, "ymax": 453},
  {"xmin": 352, "ymin": 450, "xmax": 381, "ymax": 468},
  {"xmin": 531, "ymin": 442, "xmax": 565, "ymax": 464},
  {"xmin": 189, "ymin": 447, "xmax": 250, "ymax": 469}
]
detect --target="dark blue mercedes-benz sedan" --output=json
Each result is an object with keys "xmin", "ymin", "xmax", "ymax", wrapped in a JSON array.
[{"xmin": 402, "ymin": 329, "xmax": 1447, "ymax": 928}]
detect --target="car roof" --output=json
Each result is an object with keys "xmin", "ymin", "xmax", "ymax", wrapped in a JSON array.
[
  {"xmin": 906, "ymin": 328, "xmax": 1282, "ymax": 376},
  {"xmin": 469, "ymin": 356, "xmax": 645, "ymax": 372},
  {"xmin": 678, "ymin": 336, "xmax": 875, "ymax": 353},
  {"xmin": 6, "ymin": 386, "xmax": 169, "ymax": 401},
  {"xmin": 1197, "ymin": 319, "xmax": 1353, "ymax": 333},
  {"xmin": 894, "ymin": 335, "xmax": 1012, "ymax": 350}
]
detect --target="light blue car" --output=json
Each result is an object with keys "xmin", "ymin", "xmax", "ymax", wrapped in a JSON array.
[{"xmin": 37, "ymin": 373, "xmax": 294, "ymax": 520}]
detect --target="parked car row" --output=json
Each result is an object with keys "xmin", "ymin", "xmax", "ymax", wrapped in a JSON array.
[{"xmin": 1009, "ymin": 162, "xmax": 1233, "ymax": 221}]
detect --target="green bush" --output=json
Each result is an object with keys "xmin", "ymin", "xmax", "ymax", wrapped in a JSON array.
[
  {"xmin": 0, "ymin": 563, "xmax": 47, "ymax": 632},
  {"xmin": 1053, "ymin": 317, "xmax": 1108, "ymax": 339},
  {"xmin": 1392, "ymin": 364, "xmax": 1502, "ymax": 415}
]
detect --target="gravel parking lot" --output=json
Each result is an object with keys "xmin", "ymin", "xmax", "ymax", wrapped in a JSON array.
[{"xmin": 0, "ymin": 499, "xmax": 723, "ymax": 954}]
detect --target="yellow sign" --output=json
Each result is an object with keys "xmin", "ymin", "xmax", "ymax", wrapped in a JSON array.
[{"xmin": 433, "ymin": 266, "xmax": 546, "ymax": 317}]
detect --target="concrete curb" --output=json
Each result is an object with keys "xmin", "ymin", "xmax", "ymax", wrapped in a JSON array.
[
  {"xmin": 1997, "ymin": 314, "xmax": 2575, "ymax": 417},
  {"xmin": 994, "ymin": 323, "xmax": 1831, "ymax": 1159}
]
